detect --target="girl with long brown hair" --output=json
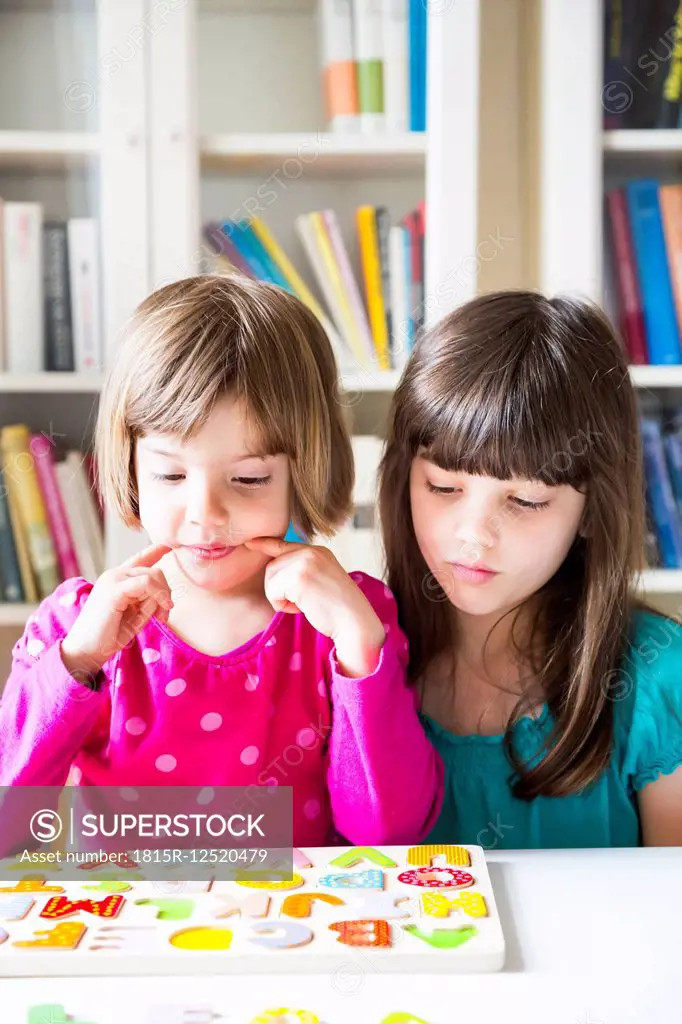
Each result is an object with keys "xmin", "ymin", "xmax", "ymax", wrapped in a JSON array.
[{"xmin": 380, "ymin": 290, "xmax": 682, "ymax": 847}]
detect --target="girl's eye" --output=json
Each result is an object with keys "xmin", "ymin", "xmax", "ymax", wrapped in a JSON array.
[
  {"xmin": 152, "ymin": 473, "xmax": 184, "ymax": 483},
  {"xmin": 511, "ymin": 497, "xmax": 550, "ymax": 511},
  {"xmin": 426, "ymin": 481, "xmax": 458, "ymax": 495},
  {"xmin": 233, "ymin": 476, "xmax": 272, "ymax": 488}
]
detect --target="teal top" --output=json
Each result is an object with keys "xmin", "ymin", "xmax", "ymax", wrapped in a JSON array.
[{"xmin": 420, "ymin": 610, "xmax": 682, "ymax": 849}]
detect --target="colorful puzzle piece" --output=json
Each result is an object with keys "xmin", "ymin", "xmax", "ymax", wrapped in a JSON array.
[
  {"xmin": 81, "ymin": 881, "xmax": 132, "ymax": 893},
  {"xmin": 329, "ymin": 847, "xmax": 397, "ymax": 868},
  {"xmin": 421, "ymin": 891, "xmax": 487, "ymax": 918},
  {"xmin": 248, "ymin": 921, "xmax": 313, "ymax": 950},
  {"xmin": 0, "ymin": 894, "xmax": 35, "ymax": 920},
  {"xmin": 13, "ymin": 921, "xmax": 86, "ymax": 949},
  {"xmin": 402, "ymin": 924, "xmax": 478, "ymax": 949},
  {"xmin": 398, "ymin": 868, "xmax": 474, "ymax": 890},
  {"xmin": 40, "ymin": 895, "xmax": 124, "ymax": 920},
  {"xmin": 406, "ymin": 845, "xmax": 471, "ymax": 867},
  {"xmin": 237, "ymin": 874, "xmax": 304, "ymax": 891},
  {"xmin": 28, "ymin": 1007, "xmax": 97, "ymax": 1024},
  {"xmin": 0, "ymin": 878, "xmax": 63, "ymax": 894},
  {"xmin": 280, "ymin": 893, "xmax": 344, "ymax": 918},
  {"xmin": 329, "ymin": 919, "xmax": 391, "ymax": 947},
  {"xmin": 135, "ymin": 899, "xmax": 195, "ymax": 921},
  {"xmin": 319, "ymin": 869, "xmax": 383, "ymax": 890},
  {"xmin": 169, "ymin": 926, "xmax": 233, "ymax": 951}
]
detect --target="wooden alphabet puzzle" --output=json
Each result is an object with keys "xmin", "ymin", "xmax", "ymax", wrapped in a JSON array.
[{"xmin": 0, "ymin": 844, "xmax": 505, "ymax": 976}]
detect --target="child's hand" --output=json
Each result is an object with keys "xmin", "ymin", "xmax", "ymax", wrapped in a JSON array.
[
  {"xmin": 244, "ymin": 537, "xmax": 386, "ymax": 678},
  {"xmin": 60, "ymin": 542, "xmax": 174, "ymax": 683}
]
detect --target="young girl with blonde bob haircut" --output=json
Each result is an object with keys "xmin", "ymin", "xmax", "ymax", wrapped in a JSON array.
[
  {"xmin": 380, "ymin": 290, "xmax": 682, "ymax": 848},
  {"xmin": 0, "ymin": 274, "xmax": 443, "ymax": 846}
]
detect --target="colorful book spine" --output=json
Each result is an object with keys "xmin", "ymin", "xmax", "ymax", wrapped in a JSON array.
[
  {"xmin": 321, "ymin": 209, "xmax": 375, "ymax": 367},
  {"xmin": 43, "ymin": 221, "xmax": 75, "ymax": 372},
  {"xmin": 626, "ymin": 179, "xmax": 682, "ymax": 365},
  {"xmin": 249, "ymin": 217, "xmax": 326, "ymax": 323},
  {"xmin": 0, "ymin": 464, "xmax": 24, "ymax": 602},
  {"xmin": 605, "ymin": 188, "xmax": 648, "ymax": 364},
  {"xmin": 68, "ymin": 218, "xmax": 102, "ymax": 373},
  {"xmin": 402, "ymin": 208, "xmax": 424, "ymax": 335},
  {"xmin": 203, "ymin": 222, "xmax": 255, "ymax": 278},
  {"xmin": 295, "ymin": 213, "xmax": 355, "ymax": 372},
  {"xmin": 318, "ymin": 0, "xmax": 360, "ymax": 132},
  {"xmin": 382, "ymin": 0, "xmax": 409, "ymax": 132},
  {"xmin": 30, "ymin": 433, "xmax": 81, "ymax": 580},
  {"xmin": 352, "ymin": 0, "xmax": 385, "ymax": 133},
  {"xmin": 66, "ymin": 451, "xmax": 105, "ymax": 579},
  {"xmin": 3, "ymin": 202, "xmax": 43, "ymax": 373},
  {"xmin": 375, "ymin": 207, "xmax": 393, "ymax": 359},
  {"xmin": 223, "ymin": 221, "xmax": 274, "ymax": 282},
  {"xmin": 641, "ymin": 416, "xmax": 682, "ymax": 568},
  {"xmin": 408, "ymin": 0, "xmax": 427, "ymax": 131},
  {"xmin": 357, "ymin": 205, "xmax": 390, "ymax": 370},
  {"xmin": 658, "ymin": 183, "xmax": 682, "ymax": 350},
  {"xmin": 389, "ymin": 223, "xmax": 410, "ymax": 369},
  {"xmin": 0, "ymin": 425, "xmax": 61, "ymax": 599},
  {"xmin": 240, "ymin": 221, "xmax": 294, "ymax": 294},
  {"xmin": 309, "ymin": 210, "xmax": 369, "ymax": 369}
]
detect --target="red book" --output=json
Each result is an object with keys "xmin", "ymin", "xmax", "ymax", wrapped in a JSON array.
[{"xmin": 606, "ymin": 188, "xmax": 649, "ymax": 364}]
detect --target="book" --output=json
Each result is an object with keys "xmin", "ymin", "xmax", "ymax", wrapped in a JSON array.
[
  {"xmin": 352, "ymin": 0, "xmax": 385, "ymax": 133},
  {"xmin": 68, "ymin": 218, "xmax": 103, "ymax": 373},
  {"xmin": 2, "ymin": 202, "xmax": 43, "ymax": 373},
  {"xmin": 408, "ymin": 0, "xmax": 427, "ymax": 131},
  {"xmin": 66, "ymin": 451, "xmax": 105, "ymax": 580},
  {"xmin": 0, "ymin": 424, "xmax": 61, "ymax": 599},
  {"xmin": 626, "ymin": 180, "xmax": 682, "ymax": 365},
  {"xmin": 382, "ymin": 0, "xmax": 409, "ymax": 132},
  {"xmin": 55, "ymin": 460, "xmax": 100, "ymax": 584},
  {"xmin": 30, "ymin": 433, "xmax": 81, "ymax": 580},
  {"xmin": 43, "ymin": 221, "xmax": 75, "ymax": 372},
  {"xmin": 605, "ymin": 188, "xmax": 649, "ymax": 364},
  {"xmin": 0, "ymin": 464, "xmax": 24, "ymax": 603},
  {"xmin": 318, "ymin": 0, "xmax": 360, "ymax": 132},
  {"xmin": 321, "ymin": 209, "xmax": 375, "ymax": 368},
  {"xmin": 641, "ymin": 415, "xmax": 682, "ymax": 568},
  {"xmin": 356, "ymin": 205, "xmax": 391, "ymax": 370}
]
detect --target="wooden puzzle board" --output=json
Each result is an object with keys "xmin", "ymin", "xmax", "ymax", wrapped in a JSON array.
[{"xmin": 0, "ymin": 844, "xmax": 505, "ymax": 976}]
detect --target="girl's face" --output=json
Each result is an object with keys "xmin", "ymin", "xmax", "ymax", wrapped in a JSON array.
[
  {"xmin": 409, "ymin": 455, "xmax": 587, "ymax": 620},
  {"xmin": 135, "ymin": 394, "xmax": 291, "ymax": 595}
]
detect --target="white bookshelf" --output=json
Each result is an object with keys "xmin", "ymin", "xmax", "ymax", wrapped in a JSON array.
[
  {"xmin": 603, "ymin": 130, "xmax": 682, "ymax": 155},
  {"xmin": 0, "ymin": 130, "xmax": 99, "ymax": 170}
]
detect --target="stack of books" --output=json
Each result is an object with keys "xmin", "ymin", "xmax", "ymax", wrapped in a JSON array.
[
  {"xmin": 0, "ymin": 425, "xmax": 104, "ymax": 603},
  {"xmin": 605, "ymin": 180, "xmax": 682, "ymax": 365},
  {"xmin": 0, "ymin": 200, "xmax": 102, "ymax": 374},
  {"xmin": 204, "ymin": 205, "xmax": 425, "ymax": 374},
  {"xmin": 642, "ymin": 410, "xmax": 682, "ymax": 569},
  {"xmin": 318, "ymin": 0, "xmax": 427, "ymax": 134},
  {"xmin": 603, "ymin": 0, "xmax": 682, "ymax": 130}
]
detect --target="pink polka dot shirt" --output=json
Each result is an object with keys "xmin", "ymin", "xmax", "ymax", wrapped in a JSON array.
[{"xmin": 0, "ymin": 572, "xmax": 444, "ymax": 846}]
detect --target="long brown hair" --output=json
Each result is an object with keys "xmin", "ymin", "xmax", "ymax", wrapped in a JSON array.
[{"xmin": 379, "ymin": 290, "xmax": 650, "ymax": 799}]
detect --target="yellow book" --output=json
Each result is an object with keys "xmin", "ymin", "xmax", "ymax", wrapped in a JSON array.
[
  {"xmin": 356, "ymin": 205, "xmax": 390, "ymax": 370},
  {"xmin": 1, "ymin": 425, "xmax": 60, "ymax": 600},
  {"xmin": 250, "ymin": 217, "xmax": 327, "ymax": 323},
  {"xmin": 308, "ymin": 211, "xmax": 370, "ymax": 370},
  {"xmin": 3, "ymin": 467, "xmax": 38, "ymax": 604}
]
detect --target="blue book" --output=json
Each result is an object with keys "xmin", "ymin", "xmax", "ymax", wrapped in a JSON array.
[
  {"xmin": 626, "ymin": 179, "xmax": 682, "ymax": 364},
  {"xmin": 239, "ymin": 221, "xmax": 294, "ymax": 295},
  {"xmin": 641, "ymin": 416, "xmax": 682, "ymax": 568},
  {"xmin": 664, "ymin": 431, "xmax": 682, "ymax": 521},
  {"xmin": 402, "ymin": 224, "xmax": 415, "ymax": 352},
  {"xmin": 408, "ymin": 0, "xmax": 427, "ymax": 132},
  {"xmin": 222, "ymin": 221, "xmax": 274, "ymax": 282}
]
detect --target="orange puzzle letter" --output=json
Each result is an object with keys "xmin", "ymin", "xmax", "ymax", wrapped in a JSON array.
[
  {"xmin": 13, "ymin": 922, "xmax": 86, "ymax": 949},
  {"xmin": 329, "ymin": 919, "xmax": 391, "ymax": 947},
  {"xmin": 281, "ymin": 893, "xmax": 345, "ymax": 918}
]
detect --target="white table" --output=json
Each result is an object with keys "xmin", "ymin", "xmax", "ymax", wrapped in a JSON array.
[{"xmin": 5, "ymin": 847, "xmax": 682, "ymax": 1023}]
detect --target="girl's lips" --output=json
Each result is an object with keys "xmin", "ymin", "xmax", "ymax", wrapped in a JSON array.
[
  {"xmin": 448, "ymin": 561, "xmax": 499, "ymax": 584},
  {"xmin": 185, "ymin": 545, "xmax": 235, "ymax": 561}
]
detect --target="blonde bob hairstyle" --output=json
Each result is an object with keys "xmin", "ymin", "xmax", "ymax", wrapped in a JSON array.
[{"xmin": 94, "ymin": 274, "xmax": 354, "ymax": 539}]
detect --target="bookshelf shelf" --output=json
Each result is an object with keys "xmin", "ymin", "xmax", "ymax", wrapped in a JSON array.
[
  {"xmin": 0, "ymin": 131, "xmax": 100, "ymax": 170},
  {"xmin": 200, "ymin": 133, "xmax": 427, "ymax": 176},
  {"xmin": 638, "ymin": 570, "xmax": 682, "ymax": 595},
  {"xmin": 0, "ymin": 604, "xmax": 36, "ymax": 627},
  {"xmin": 340, "ymin": 370, "xmax": 403, "ymax": 392},
  {"xmin": 603, "ymin": 130, "xmax": 682, "ymax": 156},
  {"xmin": 629, "ymin": 366, "xmax": 682, "ymax": 388},
  {"xmin": 0, "ymin": 373, "xmax": 105, "ymax": 393}
]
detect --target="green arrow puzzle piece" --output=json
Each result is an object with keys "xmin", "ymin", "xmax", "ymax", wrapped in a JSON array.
[
  {"xmin": 329, "ymin": 846, "xmax": 398, "ymax": 868},
  {"xmin": 135, "ymin": 898, "xmax": 195, "ymax": 920},
  {"xmin": 402, "ymin": 924, "xmax": 478, "ymax": 949},
  {"xmin": 28, "ymin": 1006, "xmax": 97, "ymax": 1024}
]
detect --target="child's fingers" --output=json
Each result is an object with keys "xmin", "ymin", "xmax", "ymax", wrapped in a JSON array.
[
  {"xmin": 122, "ymin": 542, "xmax": 172, "ymax": 570},
  {"xmin": 243, "ymin": 536, "xmax": 303, "ymax": 558},
  {"xmin": 112, "ymin": 573, "xmax": 174, "ymax": 614}
]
